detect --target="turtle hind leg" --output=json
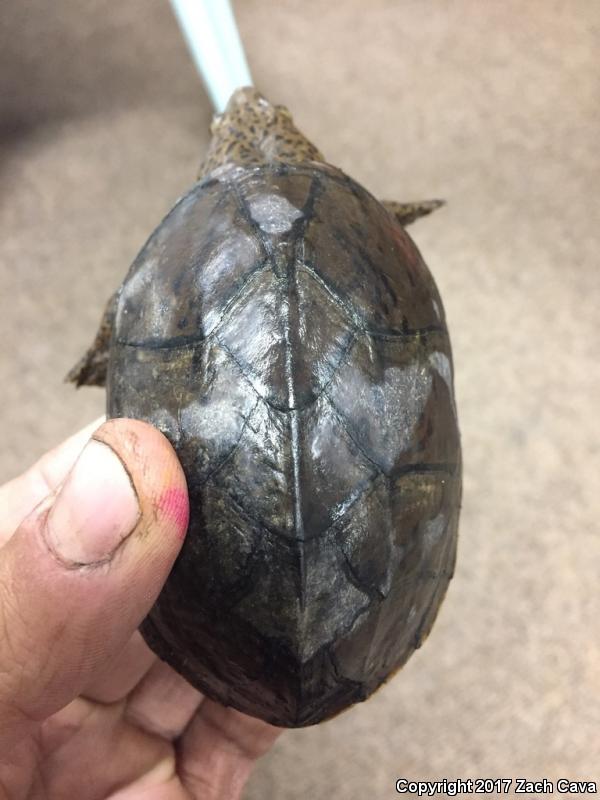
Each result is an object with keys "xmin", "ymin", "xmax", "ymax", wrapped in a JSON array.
[
  {"xmin": 199, "ymin": 87, "xmax": 325, "ymax": 177},
  {"xmin": 382, "ymin": 199, "xmax": 445, "ymax": 227},
  {"xmin": 66, "ymin": 291, "xmax": 118, "ymax": 388}
]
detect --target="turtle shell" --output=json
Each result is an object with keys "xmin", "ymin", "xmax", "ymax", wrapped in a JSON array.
[{"xmin": 107, "ymin": 162, "xmax": 461, "ymax": 727}]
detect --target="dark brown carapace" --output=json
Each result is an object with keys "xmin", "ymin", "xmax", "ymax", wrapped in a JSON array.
[{"xmin": 70, "ymin": 88, "xmax": 460, "ymax": 727}]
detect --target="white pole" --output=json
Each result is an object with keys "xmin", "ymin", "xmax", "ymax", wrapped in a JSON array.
[{"xmin": 169, "ymin": 0, "xmax": 253, "ymax": 113}]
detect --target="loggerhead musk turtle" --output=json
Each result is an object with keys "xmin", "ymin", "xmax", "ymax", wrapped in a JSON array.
[{"xmin": 70, "ymin": 88, "xmax": 462, "ymax": 727}]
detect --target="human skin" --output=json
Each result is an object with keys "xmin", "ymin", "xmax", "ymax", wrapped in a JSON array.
[{"xmin": 0, "ymin": 418, "xmax": 281, "ymax": 799}]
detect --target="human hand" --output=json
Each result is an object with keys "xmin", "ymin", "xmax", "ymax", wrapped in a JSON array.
[{"xmin": 0, "ymin": 419, "xmax": 281, "ymax": 799}]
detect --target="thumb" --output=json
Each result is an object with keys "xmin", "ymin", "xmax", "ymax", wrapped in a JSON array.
[{"xmin": 0, "ymin": 419, "xmax": 189, "ymax": 745}]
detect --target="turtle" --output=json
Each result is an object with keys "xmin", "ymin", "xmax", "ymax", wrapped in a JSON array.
[{"xmin": 69, "ymin": 87, "xmax": 461, "ymax": 728}]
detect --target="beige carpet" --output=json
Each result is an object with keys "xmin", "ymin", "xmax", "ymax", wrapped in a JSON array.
[{"xmin": 0, "ymin": 1, "xmax": 598, "ymax": 796}]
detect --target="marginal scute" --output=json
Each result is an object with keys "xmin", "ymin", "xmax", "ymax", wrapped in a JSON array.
[{"xmin": 107, "ymin": 161, "xmax": 461, "ymax": 727}]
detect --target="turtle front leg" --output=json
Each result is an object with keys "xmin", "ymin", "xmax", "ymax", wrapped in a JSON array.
[
  {"xmin": 382, "ymin": 199, "xmax": 445, "ymax": 227},
  {"xmin": 66, "ymin": 290, "xmax": 118, "ymax": 388}
]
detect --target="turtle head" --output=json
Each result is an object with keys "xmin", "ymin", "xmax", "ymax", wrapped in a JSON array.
[
  {"xmin": 199, "ymin": 86, "xmax": 324, "ymax": 178},
  {"xmin": 209, "ymin": 86, "xmax": 291, "ymax": 138},
  {"xmin": 218, "ymin": 86, "xmax": 278, "ymax": 118}
]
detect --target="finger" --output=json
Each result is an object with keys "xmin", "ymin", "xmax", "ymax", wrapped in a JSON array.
[
  {"xmin": 0, "ymin": 419, "xmax": 189, "ymax": 748},
  {"xmin": 0, "ymin": 417, "xmax": 105, "ymax": 545},
  {"xmin": 107, "ymin": 775, "xmax": 189, "ymax": 800},
  {"xmin": 125, "ymin": 660, "xmax": 204, "ymax": 740},
  {"xmin": 40, "ymin": 697, "xmax": 175, "ymax": 799},
  {"xmin": 42, "ymin": 701, "xmax": 188, "ymax": 800},
  {"xmin": 178, "ymin": 700, "xmax": 282, "ymax": 800},
  {"xmin": 82, "ymin": 631, "xmax": 157, "ymax": 705}
]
